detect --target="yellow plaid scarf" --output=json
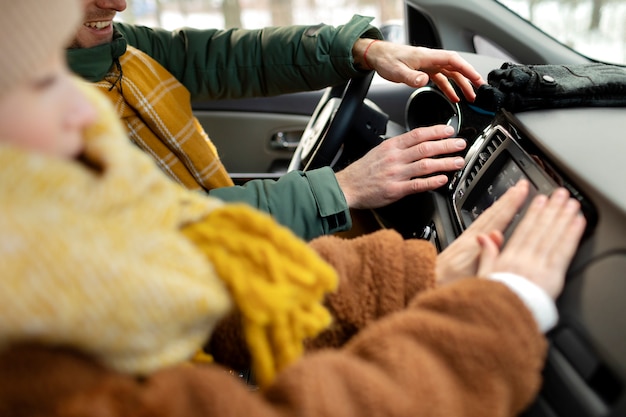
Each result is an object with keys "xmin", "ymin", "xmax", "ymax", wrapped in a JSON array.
[
  {"xmin": 0, "ymin": 81, "xmax": 337, "ymax": 386},
  {"xmin": 94, "ymin": 46, "xmax": 234, "ymax": 191},
  {"xmin": 0, "ymin": 80, "xmax": 232, "ymax": 375}
]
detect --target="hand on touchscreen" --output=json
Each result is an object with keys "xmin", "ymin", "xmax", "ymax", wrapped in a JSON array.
[
  {"xmin": 436, "ymin": 180, "xmax": 530, "ymax": 285},
  {"xmin": 476, "ymin": 187, "xmax": 587, "ymax": 299}
]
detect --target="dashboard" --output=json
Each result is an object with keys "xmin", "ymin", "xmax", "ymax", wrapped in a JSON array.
[{"xmin": 372, "ymin": 53, "xmax": 626, "ymax": 417}]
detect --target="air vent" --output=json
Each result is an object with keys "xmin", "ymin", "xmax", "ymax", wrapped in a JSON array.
[{"xmin": 464, "ymin": 127, "xmax": 507, "ymax": 190}]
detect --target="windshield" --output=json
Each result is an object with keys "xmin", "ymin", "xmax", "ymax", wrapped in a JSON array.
[{"xmin": 497, "ymin": 0, "xmax": 626, "ymax": 65}]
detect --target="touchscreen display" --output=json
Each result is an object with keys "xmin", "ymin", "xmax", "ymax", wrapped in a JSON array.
[{"xmin": 461, "ymin": 156, "xmax": 538, "ymax": 226}]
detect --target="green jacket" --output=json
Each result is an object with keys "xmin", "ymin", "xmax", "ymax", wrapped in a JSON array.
[{"xmin": 67, "ymin": 15, "xmax": 382, "ymax": 240}]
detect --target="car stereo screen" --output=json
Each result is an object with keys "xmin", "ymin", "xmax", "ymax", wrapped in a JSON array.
[{"xmin": 461, "ymin": 155, "xmax": 538, "ymax": 227}]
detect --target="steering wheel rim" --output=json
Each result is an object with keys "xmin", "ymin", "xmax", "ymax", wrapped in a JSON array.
[{"xmin": 288, "ymin": 71, "xmax": 375, "ymax": 172}]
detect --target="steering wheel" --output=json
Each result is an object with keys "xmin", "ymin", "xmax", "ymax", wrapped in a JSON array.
[{"xmin": 287, "ymin": 71, "xmax": 375, "ymax": 172}]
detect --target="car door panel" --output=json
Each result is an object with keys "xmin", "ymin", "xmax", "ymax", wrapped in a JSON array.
[
  {"xmin": 195, "ymin": 110, "xmax": 309, "ymax": 175},
  {"xmin": 192, "ymin": 81, "xmax": 414, "ymax": 177}
]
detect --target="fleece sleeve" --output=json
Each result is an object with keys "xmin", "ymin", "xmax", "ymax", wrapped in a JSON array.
[
  {"xmin": 207, "ymin": 229, "xmax": 436, "ymax": 368},
  {"xmin": 306, "ymin": 229, "xmax": 437, "ymax": 349},
  {"xmin": 0, "ymin": 279, "xmax": 546, "ymax": 417}
]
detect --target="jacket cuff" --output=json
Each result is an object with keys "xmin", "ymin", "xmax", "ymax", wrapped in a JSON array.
[
  {"xmin": 487, "ymin": 272, "xmax": 558, "ymax": 333},
  {"xmin": 304, "ymin": 167, "xmax": 352, "ymax": 234},
  {"xmin": 331, "ymin": 14, "xmax": 384, "ymax": 78}
]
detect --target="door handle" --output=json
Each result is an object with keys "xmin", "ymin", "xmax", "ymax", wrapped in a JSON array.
[{"xmin": 270, "ymin": 130, "xmax": 303, "ymax": 150}]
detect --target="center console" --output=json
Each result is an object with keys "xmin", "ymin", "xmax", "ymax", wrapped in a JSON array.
[
  {"xmin": 448, "ymin": 110, "xmax": 596, "ymax": 241},
  {"xmin": 376, "ymin": 108, "xmax": 597, "ymax": 250}
]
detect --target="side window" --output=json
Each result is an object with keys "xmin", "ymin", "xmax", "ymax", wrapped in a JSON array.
[{"xmin": 473, "ymin": 34, "xmax": 518, "ymax": 62}]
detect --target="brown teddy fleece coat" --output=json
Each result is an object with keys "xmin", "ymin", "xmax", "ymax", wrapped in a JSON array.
[{"xmin": 0, "ymin": 230, "xmax": 546, "ymax": 417}]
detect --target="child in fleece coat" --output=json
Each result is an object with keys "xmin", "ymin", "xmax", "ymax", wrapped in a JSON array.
[{"xmin": 0, "ymin": 0, "xmax": 586, "ymax": 416}]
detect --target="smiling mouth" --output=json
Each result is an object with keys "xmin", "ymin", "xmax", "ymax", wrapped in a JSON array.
[{"xmin": 84, "ymin": 21, "xmax": 112, "ymax": 30}]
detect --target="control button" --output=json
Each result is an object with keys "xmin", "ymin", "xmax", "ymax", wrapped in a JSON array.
[{"xmin": 543, "ymin": 75, "xmax": 555, "ymax": 83}]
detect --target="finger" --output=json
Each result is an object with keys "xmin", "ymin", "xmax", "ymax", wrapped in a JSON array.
[
  {"xmin": 406, "ymin": 156, "xmax": 465, "ymax": 178},
  {"xmin": 419, "ymin": 52, "xmax": 485, "ymax": 87},
  {"xmin": 443, "ymin": 67, "xmax": 486, "ymax": 89},
  {"xmin": 405, "ymin": 137, "xmax": 467, "ymax": 161},
  {"xmin": 448, "ymin": 73, "xmax": 478, "ymax": 102},
  {"xmin": 376, "ymin": 62, "xmax": 426, "ymax": 87},
  {"xmin": 398, "ymin": 69, "xmax": 430, "ymax": 88},
  {"xmin": 487, "ymin": 230, "xmax": 505, "ymax": 248},
  {"xmin": 406, "ymin": 174, "xmax": 450, "ymax": 193},
  {"xmin": 534, "ymin": 195, "xmax": 582, "ymax": 266},
  {"xmin": 524, "ymin": 189, "xmax": 573, "ymax": 254},
  {"xmin": 431, "ymin": 73, "xmax": 461, "ymax": 102},
  {"xmin": 501, "ymin": 191, "xmax": 586, "ymax": 298},
  {"xmin": 476, "ymin": 233, "xmax": 501, "ymax": 277},
  {"xmin": 417, "ymin": 48, "xmax": 481, "ymax": 78},
  {"xmin": 504, "ymin": 192, "xmax": 553, "ymax": 253},
  {"xmin": 440, "ymin": 53, "xmax": 486, "ymax": 87},
  {"xmin": 536, "ymin": 213, "xmax": 587, "ymax": 300},
  {"xmin": 467, "ymin": 180, "xmax": 530, "ymax": 235},
  {"xmin": 549, "ymin": 213, "xmax": 586, "ymax": 272},
  {"xmin": 400, "ymin": 125, "xmax": 456, "ymax": 149}
]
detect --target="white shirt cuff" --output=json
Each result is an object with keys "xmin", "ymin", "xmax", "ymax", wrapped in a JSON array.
[{"xmin": 487, "ymin": 272, "xmax": 559, "ymax": 333}]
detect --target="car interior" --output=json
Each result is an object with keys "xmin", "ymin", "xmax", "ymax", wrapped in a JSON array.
[{"xmin": 191, "ymin": 1, "xmax": 626, "ymax": 416}]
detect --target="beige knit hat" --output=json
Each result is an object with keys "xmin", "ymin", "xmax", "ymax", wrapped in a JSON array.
[{"xmin": 0, "ymin": 0, "xmax": 82, "ymax": 96}]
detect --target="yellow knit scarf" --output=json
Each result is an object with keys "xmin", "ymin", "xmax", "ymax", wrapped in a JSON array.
[
  {"xmin": 94, "ymin": 46, "xmax": 234, "ymax": 191},
  {"xmin": 0, "ymin": 81, "xmax": 337, "ymax": 388},
  {"xmin": 183, "ymin": 207, "xmax": 338, "ymax": 388}
]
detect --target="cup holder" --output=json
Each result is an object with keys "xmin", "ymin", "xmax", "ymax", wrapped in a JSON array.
[{"xmin": 405, "ymin": 86, "xmax": 461, "ymax": 134}]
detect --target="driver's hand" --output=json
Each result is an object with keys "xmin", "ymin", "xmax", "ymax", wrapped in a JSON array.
[
  {"xmin": 334, "ymin": 124, "xmax": 466, "ymax": 209},
  {"xmin": 477, "ymin": 187, "xmax": 586, "ymax": 299},
  {"xmin": 436, "ymin": 180, "xmax": 529, "ymax": 286},
  {"xmin": 352, "ymin": 39, "xmax": 486, "ymax": 103}
]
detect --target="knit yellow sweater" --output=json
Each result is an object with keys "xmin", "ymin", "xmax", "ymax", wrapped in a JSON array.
[{"xmin": 0, "ymin": 81, "xmax": 337, "ymax": 386}]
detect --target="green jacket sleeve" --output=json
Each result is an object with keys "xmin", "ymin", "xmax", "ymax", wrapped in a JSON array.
[
  {"xmin": 208, "ymin": 168, "xmax": 351, "ymax": 241},
  {"xmin": 115, "ymin": 15, "xmax": 382, "ymax": 100}
]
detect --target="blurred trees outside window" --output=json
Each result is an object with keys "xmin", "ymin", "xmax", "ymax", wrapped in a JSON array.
[
  {"xmin": 499, "ymin": 0, "xmax": 626, "ymax": 64},
  {"xmin": 121, "ymin": 0, "xmax": 624, "ymax": 64},
  {"xmin": 122, "ymin": 0, "xmax": 403, "ymax": 29}
]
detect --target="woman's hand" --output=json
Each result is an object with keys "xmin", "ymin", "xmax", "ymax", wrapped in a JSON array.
[
  {"xmin": 477, "ymin": 187, "xmax": 587, "ymax": 299},
  {"xmin": 352, "ymin": 39, "xmax": 486, "ymax": 102},
  {"xmin": 436, "ymin": 180, "xmax": 530, "ymax": 286}
]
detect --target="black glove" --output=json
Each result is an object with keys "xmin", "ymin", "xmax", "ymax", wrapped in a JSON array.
[{"xmin": 474, "ymin": 62, "xmax": 626, "ymax": 112}]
